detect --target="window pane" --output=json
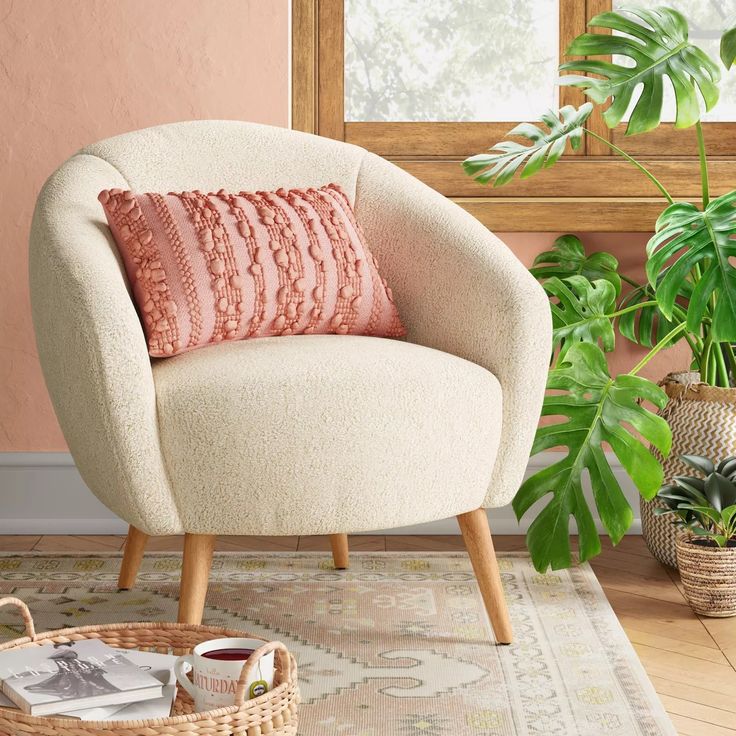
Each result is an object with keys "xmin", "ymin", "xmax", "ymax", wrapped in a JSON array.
[
  {"xmin": 612, "ymin": 1, "xmax": 736, "ymax": 122},
  {"xmin": 344, "ymin": 0, "xmax": 559, "ymax": 122}
]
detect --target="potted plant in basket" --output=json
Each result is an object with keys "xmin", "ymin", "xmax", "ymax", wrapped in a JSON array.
[
  {"xmin": 656, "ymin": 454, "xmax": 736, "ymax": 617},
  {"xmin": 464, "ymin": 5, "xmax": 736, "ymax": 572}
]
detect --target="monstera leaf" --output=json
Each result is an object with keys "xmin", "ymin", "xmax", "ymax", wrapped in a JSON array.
[
  {"xmin": 513, "ymin": 342, "xmax": 671, "ymax": 572},
  {"xmin": 722, "ymin": 24, "xmax": 736, "ymax": 69},
  {"xmin": 617, "ymin": 272, "xmax": 689, "ymax": 348},
  {"xmin": 531, "ymin": 235, "xmax": 621, "ymax": 295},
  {"xmin": 462, "ymin": 103, "xmax": 593, "ymax": 187},
  {"xmin": 646, "ymin": 190, "xmax": 736, "ymax": 342},
  {"xmin": 545, "ymin": 276, "xmax": 617, "ymax": 360},
  {"xmin": 560, "ymin": 7, "xmax": 721, "ymax": 134}
]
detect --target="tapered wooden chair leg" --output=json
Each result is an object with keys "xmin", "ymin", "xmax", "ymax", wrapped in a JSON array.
[
  {"xmin": 117, "ymin": 525, "xmax": 149, "ymax": 591},
  {"xmin": 330, "ymin": 534, "xmax": 349, "ymax": 569},
  {"xmin": 457, "ymin": 508, "xmax": 513, "ymax": 644},
  {"xmin": 178, "ymin": 534, "xmax": 216, "ymax": 625}
]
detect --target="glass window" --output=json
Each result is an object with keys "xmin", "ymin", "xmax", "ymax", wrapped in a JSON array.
[
  {"xmin": 344, "ymin": 0, "xmax": 560, "ymax": 122},
  {"xmin": 613, "ymin": 0, "xmax": 736, "ymax": 122}
]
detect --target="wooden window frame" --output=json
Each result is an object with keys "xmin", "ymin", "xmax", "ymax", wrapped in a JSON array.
[{"xmin": 292, "ymin": 0, "xmax": 735, "ymax": 232}]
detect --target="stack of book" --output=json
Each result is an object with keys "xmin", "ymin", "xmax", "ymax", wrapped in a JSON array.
[{"xmin": 0, "ymin": 639, "xmax": 178, "ymax": 720}]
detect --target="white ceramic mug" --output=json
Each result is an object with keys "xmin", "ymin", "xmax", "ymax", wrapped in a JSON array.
[{"xmin": 174, "ymin": 638, "xmax": 276, "ymax": 711}]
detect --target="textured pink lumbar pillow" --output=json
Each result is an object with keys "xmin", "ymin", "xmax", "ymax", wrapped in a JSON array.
[{"xmin": 98, "ymin": 184, "xmax": 405, "ymax": 357}]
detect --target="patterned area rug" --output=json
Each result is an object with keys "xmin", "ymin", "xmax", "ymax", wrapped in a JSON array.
[{"xmin": 0, "ymin": 552, "xmax": 675, "ymax": 736}]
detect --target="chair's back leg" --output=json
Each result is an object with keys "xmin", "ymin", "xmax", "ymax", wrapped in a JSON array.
[
  {"xmin": 178, "ymin": 534, "xmax": 217, "ymax": 625},
  {"xmin": 330, "ymin": 534, "xmax": 349, "ymax": 569},
  {"xmin": 457, "ymin": 508, "xmax": 513, "ymax": 644},
  {"xmin": 118, "ymin": 525, "xmax": 149, "ymax": 591}
]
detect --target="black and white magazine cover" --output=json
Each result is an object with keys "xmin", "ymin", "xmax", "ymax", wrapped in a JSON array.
[
  {"xmin": 110, "ymin": 649, "xmax": 179, "ymax": 721},
  {"xmin": 0, "ymin": 640, "xmax": 162, "ymax": 716}
]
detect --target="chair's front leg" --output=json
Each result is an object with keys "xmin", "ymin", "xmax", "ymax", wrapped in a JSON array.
[
  {"xmin": 118, "ymin": 525, "xmax": 149, "ymax": 591},
  {"xmin": 457, "ymin": 509, "xmax": 513, "ymax": 644},
  {"xmin": 178, "ymin": 534, "xmax": 216, "ymax": 625},
  {"xmin": 330, "ymin": 534, "xmax": 349, "ymax": 569}
]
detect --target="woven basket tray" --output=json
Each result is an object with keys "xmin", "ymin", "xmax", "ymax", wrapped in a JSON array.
[{"xmin": 0, "ymin": 597, "xmax": 300, "ymax": 735}]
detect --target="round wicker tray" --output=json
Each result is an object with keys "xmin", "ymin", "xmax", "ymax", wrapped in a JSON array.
[{"xmin": 0, "ymin": 597, "xmax": 300, "ymax": 735}]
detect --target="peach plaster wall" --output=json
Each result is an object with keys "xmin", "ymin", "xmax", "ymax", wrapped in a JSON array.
[
  {"xmin": 1, "ymin": 1, "xmax": 687, "ymax": 453},
  {"xmin": 0, "ymin": 0, "xmax": 289, "ymax": 451}
]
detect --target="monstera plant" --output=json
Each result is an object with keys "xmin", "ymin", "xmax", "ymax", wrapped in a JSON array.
[{"xmin": 464, "ymin": 6, "xmax": 736, "ymax": 572}]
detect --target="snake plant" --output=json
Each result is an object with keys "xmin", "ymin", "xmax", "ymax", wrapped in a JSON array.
[{"xmin": 464, "ymin": 6, "xmax": 736, "ymax": 572}]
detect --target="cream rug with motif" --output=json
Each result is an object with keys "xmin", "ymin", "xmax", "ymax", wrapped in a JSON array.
[{"xmin": 0, "ymin": 552, "xmax": 675, "ymax": 735}]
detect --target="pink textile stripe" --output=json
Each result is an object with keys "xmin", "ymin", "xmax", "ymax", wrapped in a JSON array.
[
  {"xmin": 98, "ymin": 184, "xmax": 406, "ymax": 357},
  {"xmin": 324, "ymin": 184, "xmax": 405, "ymax": 337},
  {"xmin": 145, "ymin": 192, "xmax": 200, "ymax": 349}
]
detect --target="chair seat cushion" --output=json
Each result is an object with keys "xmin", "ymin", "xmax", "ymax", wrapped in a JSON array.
[{"xmin": 153, "ymin": 336, "xmax": 502, "ymax": 535}]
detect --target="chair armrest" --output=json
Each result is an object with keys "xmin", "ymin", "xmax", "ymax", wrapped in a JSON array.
[
  {"xmin": 356, "ymin": 152, "xmax": 551, "ymax": 507},
  {"xmin": 30, "ymin": 153, "xmax": 181, "ymax": 533}
]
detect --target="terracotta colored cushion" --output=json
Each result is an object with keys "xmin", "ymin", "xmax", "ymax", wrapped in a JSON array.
[{"xmin": 98, "ymin": 184, "xmax": 405, "ymax": 357}]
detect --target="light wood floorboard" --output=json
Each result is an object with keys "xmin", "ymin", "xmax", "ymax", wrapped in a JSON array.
[
  {"xmin": 0, "ymin": 536, "xmax": 40, "ymax": 552},
  {"xmin": 32, "ymin": 535, "xmax": 125, "ymax": 552},
  {"xmin": 0, "ymin": 533, "xmax": 733, "ymax": 734},
  {"xmin": 385, "ymin": 534, "xmax": 466, "ymax": 551},
  {"xmin": 297, "ymin": 534, "xmax": 385, "ymax": 551},
  {"xmin": 669, "ymin": 713, "xmax": 736, "ymax": 736}
]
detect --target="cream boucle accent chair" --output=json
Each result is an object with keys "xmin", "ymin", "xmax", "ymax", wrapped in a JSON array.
[{"xmin": 30, "ymin": 121, "xmax": 551, "ymax": 643}]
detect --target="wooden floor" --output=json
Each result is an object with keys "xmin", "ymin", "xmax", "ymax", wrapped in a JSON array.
[{"xmin": 1, "ymin": 533, "xmax": 734, "ymax": 735}]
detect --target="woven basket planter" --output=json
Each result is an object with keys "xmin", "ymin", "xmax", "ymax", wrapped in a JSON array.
[
  {"xmin": 642, "ymin": 372, "xmax": 736, "ymax": 569},
  {"xmin": 0, "ymin": 597, "xmax": 299, "ymax": 736},
  {"xmin": 676, "ymin": 536, "xmax": 736, "ymax": 617}
]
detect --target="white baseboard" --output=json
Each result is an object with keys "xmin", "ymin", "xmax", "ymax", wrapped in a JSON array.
[{"xmin": 0, "ymin": 452, "xmax": 642, "ymax": 536}]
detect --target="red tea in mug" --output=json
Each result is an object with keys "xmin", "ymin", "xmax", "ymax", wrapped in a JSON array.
[{"xmin": 202, "ymin": 648, "xmax": 255, "ymax": 661}]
